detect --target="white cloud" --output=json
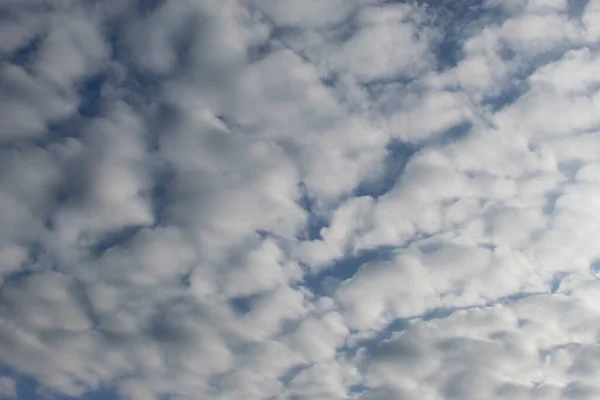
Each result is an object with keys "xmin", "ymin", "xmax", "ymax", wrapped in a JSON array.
[
  {"xmin": 0, "ymin": 377, "xmax": 16, "ymax": 399},
  {"xmin": 530, "ymin": 47, "xmax": 600, "ymax": 94},
  {"xmin": 0, "ymin": 64, "xmax": 76, "ymax": 140},
  {"xmin": 50, "ymin": 102, "xmax": 155, "ymax": 250},
  {"xmin": 329, "ymin": 10, "xmax": 432, "ymax": 82},
  {"xmin": 248, "ymin": 0, "xmax": 361, "ymax": 28},
  {"xmin": 32, "ymin": 10, "xmax": 108, "ymax": 87},
  {"xmin": 2, "ymin": 0, "xmax": 600, "ymax": 399},
  {"xmin": 583, "ymin": 0, "xmax": 600, "ymax": 42}
]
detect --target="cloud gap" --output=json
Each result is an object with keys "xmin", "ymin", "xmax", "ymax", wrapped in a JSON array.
[
  {"xmin": 90, "ymin": 226, "xmax": 141, "ymax": 257},
  {"xmin": 302, "ymin": 246, "xmax": 399, "ymax": 296},
  {"xmin": 77, "ymin": 72, "xmax": 108, "ymax": 118},
  {"xmin": 355, "ymin": 139, "xmax": 420, "ymax": 199},
  {"xmin": 5, "ymin": 35, "xmax": 42, "ymax": 68}
]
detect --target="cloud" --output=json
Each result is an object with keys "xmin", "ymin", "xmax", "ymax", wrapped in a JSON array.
[
  {"xmin": 1, "ymin": 0, "xmax": 600, "ymax": 399},
  {"xmin": 0, "ymin": 377, "xmax": 16, "ymax": 399}
]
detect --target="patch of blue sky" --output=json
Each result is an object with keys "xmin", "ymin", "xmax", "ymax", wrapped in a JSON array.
[
  {"xmin": 0, "ymin": 368, "xmax": 122, "ymax": 400},
  {"xmin": 302, "ymin": 246, "xmax": 399, "ymax": 297},
  {"xmin": 353, "ymin": 140, "xmax": 419, "ymax": 200},
  {"xmin": 77, "ymin": 72, "xmax": 108, "ymax": 118},
  {"xmin": 5, "ymin": 35, "xmax": 41, "ymax": 68}
]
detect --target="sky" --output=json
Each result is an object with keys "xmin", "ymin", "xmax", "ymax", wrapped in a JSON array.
[{"xmin": 1, "ymin": 0, "xmax": 600, "ymax": 399}]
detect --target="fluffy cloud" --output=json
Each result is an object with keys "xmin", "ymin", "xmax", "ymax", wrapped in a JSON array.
[
  {"xmin": 1, "ymin": 0, "xmax": 600, "ymax": 399},
  {"xmin": 0, "ymin": 377, "xmax": 16, "ymax": 399}
]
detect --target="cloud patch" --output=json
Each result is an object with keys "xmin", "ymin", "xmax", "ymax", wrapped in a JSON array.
[{"xmin": 1, "ymin": 1, "xmax": 600, "ymax": 399}]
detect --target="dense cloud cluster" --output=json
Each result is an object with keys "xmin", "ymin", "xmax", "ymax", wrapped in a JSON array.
[{"xmin": 1, "ymin": 0, "xmax": 600, "ymax": 399}]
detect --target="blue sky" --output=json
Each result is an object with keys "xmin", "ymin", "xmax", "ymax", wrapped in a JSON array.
[{"xmin": 2, "ymin": 0, "xmax": 600, "ymax": 399}]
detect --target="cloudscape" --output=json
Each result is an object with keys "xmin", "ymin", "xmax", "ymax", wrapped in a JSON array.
[{"xmin": 1, "ymin": 0, "xmax": 600, "ymax": 399}]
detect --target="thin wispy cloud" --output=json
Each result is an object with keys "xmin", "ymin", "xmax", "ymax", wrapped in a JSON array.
[{"xmin": 1, "ymin": 0, "xmax": 600, "ymax": 399}]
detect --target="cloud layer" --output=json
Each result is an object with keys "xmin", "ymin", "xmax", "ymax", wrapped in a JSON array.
[{"xmin": 1, "ymin": 0, "xmax": 600, "ymax": 399}]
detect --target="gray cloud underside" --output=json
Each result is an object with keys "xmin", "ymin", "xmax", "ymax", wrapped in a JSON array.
[{"xmin": 1, "ymin": 0, "xmax": 600, "ymax": 399}]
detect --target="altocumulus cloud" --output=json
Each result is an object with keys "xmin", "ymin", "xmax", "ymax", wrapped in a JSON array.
[{"xmin": 1, "ymin": 0, "xmax": 600, "ymax": 399}]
